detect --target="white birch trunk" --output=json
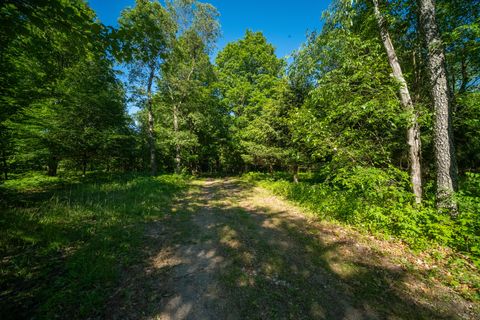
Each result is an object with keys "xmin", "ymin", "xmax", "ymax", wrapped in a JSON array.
[{"xmin": 372, "ymin": 0, "xmax": 423, "ymax": 203}]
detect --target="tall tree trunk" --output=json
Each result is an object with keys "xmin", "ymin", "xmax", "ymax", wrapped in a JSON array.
[
  {"xmin": 419, "ymin": 0, "xmax": 458, "ymax": 214},
  {"xmin": 459, "ymin": 50, "xmax": 468, "ymax": 94},
  {"xmin": 292, "ymin": 164, "xmax": 299, "ymax": 184},
  {"xmin": 419, "ymin": 0, "xmax": 458, "ymax": 212},
  {"xmin": 2, "ymin": 150, "xmax": 8, "ymax": 180},
  {"xmin": 47, "ymin": 155, "xmax": 58, "ymax": 177},
  {"xmin": 372, "ymin": 0, "xmax": 423, "ymax": 204},
  {"xmin": 173, "ymin": 104, "xmax": 181, "ymax": 173},
  {"xmin": 147, "ymin": 66, "xmax": 157, "ymax": 176},
  {"xmin": 82, "ymin": 154, "xmax": 87, "ymax": 177},
  {"xmin": 173, "ymin": 57, "xmax": 197, "ymax": 174}
]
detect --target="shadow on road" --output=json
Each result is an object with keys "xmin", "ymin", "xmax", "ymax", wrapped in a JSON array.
[{"xmin": 107, "ymin": 178, "xmax": 473, "ymax": 320}]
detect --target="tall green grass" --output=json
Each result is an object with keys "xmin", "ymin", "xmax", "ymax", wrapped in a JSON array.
[{"xmin": 0, "ymin": 172, "xmax": 188, "ymax": 319}]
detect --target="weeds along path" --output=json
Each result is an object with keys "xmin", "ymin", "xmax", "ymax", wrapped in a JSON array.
[{"xmin": 107, "ymin": 178, "xmax": 478, "ymax": 320}]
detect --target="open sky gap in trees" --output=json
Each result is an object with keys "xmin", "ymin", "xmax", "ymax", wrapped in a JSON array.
[{"xmin": 89, "ymin": 0, "xmax": 331, "ymax": 114}]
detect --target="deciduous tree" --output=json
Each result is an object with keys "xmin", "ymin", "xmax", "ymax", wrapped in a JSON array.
[
  {"xmin": 117, "ymin": 0, "xmax": 175, "ymax": 175},
  {"xmin": 419, "ymin": 0, "xmax": 458, "ymax": 213}
]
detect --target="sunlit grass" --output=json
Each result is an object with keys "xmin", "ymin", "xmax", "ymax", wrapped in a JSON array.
[
  {"xmin": 242, "ymin": 172, "xmax": 480, "ymax": 303},
  {"xmin": 0, "ymin": 172, "xmax": 188, "ymax": 319}
]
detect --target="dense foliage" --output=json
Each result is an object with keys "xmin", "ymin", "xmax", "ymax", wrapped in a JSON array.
[
  {"xmin": 244, "ymin": 170, "xmax": 480, "ymax": 267},
  {"xmin": 1, "ymin": 0, "xmax": 130, "ymax": 177},
  {"xmin": 1, "ymin": 0, "xmax": 479, "ymax": 296}
]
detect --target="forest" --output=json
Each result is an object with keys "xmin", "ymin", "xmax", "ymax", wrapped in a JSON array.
[{"xmin": 1, "ymin": 0, "xmax": 480, "ymax": 319}]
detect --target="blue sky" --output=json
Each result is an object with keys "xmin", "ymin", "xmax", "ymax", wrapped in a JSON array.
[{"xmin": 87, "ymin": 0, "xmax": 331, "ymax": 59}]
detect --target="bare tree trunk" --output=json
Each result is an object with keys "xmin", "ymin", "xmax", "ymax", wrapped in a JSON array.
[
  {"xmin": 82, "ymin": 154, "xmax": 87, "ymax": 177},
  {"xmin": 172, "ymin": 58, "xmax": 197, "ymax": 173},
  {"xmin": 147, "ymin": 67, "xmax": 157, "ymax": 176},
  {"xmin": 372, "ymin": 0, "xmax": 423, "ymax": 204},
  {"xmin": 47, "ymin": 155, "xmax": 58, "ymax": 177},
  {"xmin": 419, "ymin": 0, "xmax": 458, "ymax": 214},
  {"xmin": 292, "ymin": 164, "xmax": 299, "ymax": 183},
  {"xmin": 2, "ymin": 150, "xmax": 8, "ymax": 180},
  {"xmin": 173, "ymin": 104, "xmax": 181, "ymax": 173},
  {"xmin": 459, "ymin": 51, "xmax": 468, "ymax": 94}
]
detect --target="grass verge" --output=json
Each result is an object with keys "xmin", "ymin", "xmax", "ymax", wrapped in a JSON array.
[
  {"xmin": 241, "ymin": 172, "xmax": 480, "ymax": 302},
  {"xmin": 0, "ymin": 172, "xmax": 188, "ymax": 319}
]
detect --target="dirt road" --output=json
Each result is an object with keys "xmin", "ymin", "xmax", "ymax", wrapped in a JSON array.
[{"xmin": 107, "ymin": 178, "xmax": 478, "ymax": 319}]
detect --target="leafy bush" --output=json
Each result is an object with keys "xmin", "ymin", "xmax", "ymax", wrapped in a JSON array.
[
  {"xmin": 455, "ymin": 173, "xmax": 480, "ymax": 264},
  {"xmin": 245, "ymin": 168, "xmax": 480, "ymax": 265}
]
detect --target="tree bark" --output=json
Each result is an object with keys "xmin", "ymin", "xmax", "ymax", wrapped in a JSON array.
[
  {"xmin": 173, "ymin": 104, "xmax": 181, "ymax": 173},
  {"xmin": 419, "ymin": 0, "xmax": 458, "ymax": 214},
  {"xmin": 172, "ymin": 57, "xmax": 196, "ymax": 174},
  {"xmin": 82, "ymin": 155, "xmax": 87, "ymax": 177},
  {"xmin": 372, "ymin": 0, "xmax": 423, "ymax": 204},
  {"xmin": 147, "ymin": 66, "xmax": 158, "ymax": 176},
  {"xmin": 47, "ymin": 155, "xmax": 58, "ymax": 177},
  {"xmin": 292, "ymin": 164, "xmax": 299, "ymax": 183},
  {"xmin": 2, "ymin": 150, "xmax": 8, "ymax": 180}
]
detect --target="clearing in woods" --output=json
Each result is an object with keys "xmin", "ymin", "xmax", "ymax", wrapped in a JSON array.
[{"xmin": 107, "ymin": 178, "xmax": 478, "ymax": 320}]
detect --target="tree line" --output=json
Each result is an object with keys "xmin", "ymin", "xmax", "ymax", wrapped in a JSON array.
[{"xmin": 1, "ymin": 0, "xmax": 479, "ymax": 214}]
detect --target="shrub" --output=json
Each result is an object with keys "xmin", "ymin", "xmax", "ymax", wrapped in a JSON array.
[{"xmin": 245, "ymin": 168, "xmax": 480, "ymax": 265}]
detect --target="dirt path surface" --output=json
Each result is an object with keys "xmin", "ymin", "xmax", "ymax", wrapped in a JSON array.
[{"xmin": 107, "ymin": 178, "xmax": 479, "ymax": 320}]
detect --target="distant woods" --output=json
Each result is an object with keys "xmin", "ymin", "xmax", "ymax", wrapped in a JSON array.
[{"xmin": 1, "ymin": 0, "xmax": 480, "ymax": 212}]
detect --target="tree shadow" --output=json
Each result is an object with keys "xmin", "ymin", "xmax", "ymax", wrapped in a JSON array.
[
  {"xmin": 0, "ymin": 174, "xmax": 185, "ymax": 319},
  {"xmin": 107, "ymin": 179, "xmax": 472, "ymax": 320}
]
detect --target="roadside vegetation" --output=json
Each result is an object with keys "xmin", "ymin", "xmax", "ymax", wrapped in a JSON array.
[
  {"xmin": 244, "ymin": 170, "xmax": 480, "ymax": 266},
  {"xmin": 243, "ymin": 172, "xmax": 480, "ymax": 302},
  {"xmin": 1, "ymin": 0, "xmax": 479, "ymax": 318},
  {"xmin": 0, "ymin": 173, "xmax": 187, "ymax": 319}
]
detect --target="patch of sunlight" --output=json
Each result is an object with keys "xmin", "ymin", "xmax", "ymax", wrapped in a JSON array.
[
  {"xmin": 47, "ymin": 241, "xmax": 63, "ymax": 250},
  {"xmin": 261, "ymin": 217, "xmax": 281, "ymax": 230},
  {"xmin": 241, "ymin": 251, "xmax": 255, "ymax": 265},
  {"xmin": 322, "ymin": 250, "xmax": 358, "ymax": 279},
  {"xmin": 157, "ymin": 296, "xmax": 193, "ymax": 319},
  {"xmin": 219, "ymin": 226, "xmax": 241, "ymax": 249},
  {"xmin": 237, "ymin": 277, "xmax": 249, "ymax": 287},
  {"xmin": 261, "ymin": 258, "xmax": 283, "ymax": 275},
  {"xmin": 13, "ymin": 230, "xmax": 39, "ymax": 245},
  {"xmin": 310, "ymin": 301, "xmax": 326, "ymax": 318},
  {"xmin": 329, "ymin": 261, "xmax": 358, "ymax": 279},
  {"xmin": 300, "ymin": 269, "xmax": 311, "ymax": 278},
  {"xmin": 233, "ymin": 272, "xmax": 254, "ymax": 287}
]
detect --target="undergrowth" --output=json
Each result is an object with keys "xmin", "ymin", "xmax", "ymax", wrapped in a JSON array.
[
  {"xmin": 0, "ymin": 172, "xmax": 188, "ymax": 319},
  {"xmin": 242, "ymin": 167, "xmax": 480, "ymax": 300}
]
